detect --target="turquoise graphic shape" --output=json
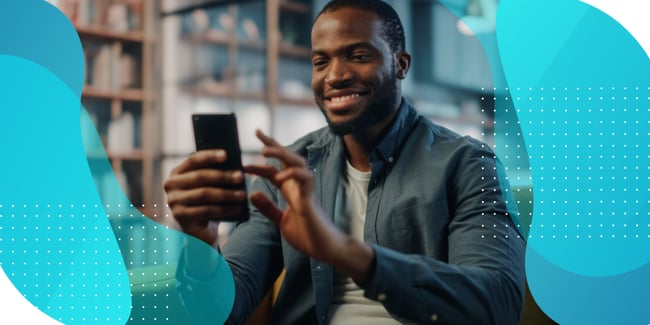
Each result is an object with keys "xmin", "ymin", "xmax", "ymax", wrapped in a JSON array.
[
  {"xmin": 0, "ymin": 54, "xmax": 131, "ymax": 322},
  {"xmin": 0, "ymin": 0, "xmax": 235, "ymax": 323},
  {"xmin": 497, "ymin": 0, "xmax": 649, "ymax": 323},
  {"xmin": 80, "ymin": 107, "xmax": 235, "ymax": 324},
  {"xmin": 0, "ymin": 0, "xmax": 83, "ymax": 98}
]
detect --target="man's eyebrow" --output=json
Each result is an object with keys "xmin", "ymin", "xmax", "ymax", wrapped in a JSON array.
[
  {"xmin": 311, "ymin": 49, "xmax": 328, "ymax": 58},
  {"xmin": 311, "ymin": 42, "xmax": 377, "ymax": 57}
]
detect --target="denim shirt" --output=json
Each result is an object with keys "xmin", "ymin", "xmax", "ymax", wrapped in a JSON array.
[{"xmin": 177, "ymin": 99, "xmax": 526, "ymax": 325}]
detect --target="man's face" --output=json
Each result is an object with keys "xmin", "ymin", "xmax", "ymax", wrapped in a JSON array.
[{"xmin": 310, "ymin": 7, "xmax": 400, "ymax": 136}]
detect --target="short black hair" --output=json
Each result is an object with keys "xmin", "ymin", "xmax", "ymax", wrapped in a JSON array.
[{"xmin": 316, "ymin": 0, "xmax": 406, "ymax": 53}]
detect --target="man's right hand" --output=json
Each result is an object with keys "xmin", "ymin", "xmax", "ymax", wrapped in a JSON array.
[{"xmin": 164, "ymin": 149, "xmax": 247, "ymax": 246}]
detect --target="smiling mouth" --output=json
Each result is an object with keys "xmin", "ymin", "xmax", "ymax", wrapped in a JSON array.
[
  {"xmin": 324, "ymin": 93, "xmax": 364, "ymax": 112},
  {"xmin": 329, "ymin": 93, "xmax": 360, "ymax": 103}
]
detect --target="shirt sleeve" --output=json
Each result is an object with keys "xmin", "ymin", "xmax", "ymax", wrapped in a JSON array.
[
  {"xmin": 361, "ymin": 142, "xmax": 526, "ymax": 325},
  {"xmin": 175, "ymin": 243, "xmax": 236, "ymax": 324}
]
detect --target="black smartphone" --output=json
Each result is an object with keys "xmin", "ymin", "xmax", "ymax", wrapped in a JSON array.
[{"xmin": 192, "ymin": 113, "xmax": 249, "ymax": 222}]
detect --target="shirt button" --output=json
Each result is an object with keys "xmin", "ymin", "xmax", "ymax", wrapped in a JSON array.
[
  {"xmin": 377, "ymin": 293, "xmax": 387, "ymax": 301},
  {"xmin": 430, "ymin": 313, "xmax": 438, "ymax": 322},
  {"xmin": 388, "ymin": 156, "xmax": 394, "ymax": 163}
]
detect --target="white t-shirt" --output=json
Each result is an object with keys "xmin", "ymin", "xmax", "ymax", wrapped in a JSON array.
[{"xmin": 327, "ymin": 161, "xmax": 400, "ymax": 324}]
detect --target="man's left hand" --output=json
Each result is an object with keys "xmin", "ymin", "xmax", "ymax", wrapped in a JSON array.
[{"xmin": 245, "ymin": 130, "xmax": 375, "ymax": 283}]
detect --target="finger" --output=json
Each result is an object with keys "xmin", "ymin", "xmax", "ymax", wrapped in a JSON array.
[
  {"xmin": 172, "ymin": 150, "xmax": 228, "ymax": 174},
  {"xmin": 244, "ymin": 165, "xmax": 280, "ymax": 183},
  {"xmin": 165, "ymin": 168, "xmax": 244, "ymax": 191},
  {"xmin": 275, "ymin": 167, "xmax": 313, "ymax": 185},
  {"xmin": 261, "ymin": 146, "xmax": 307, "ymax": 168},
  {"xmin": 249, "ymin": 191, "xmax": 284, "ymax": 225},
  {"xmin": 255, "ymin": 129, "xmax": 281, "ymax": 147},
  {"xmin": 255, "ymin": 129, "xmax": 308, "ymax": 169},
  {"xmin": 167, "ymin": 187, "xmax": 247, "ymax": 206},
  {"xmin": 171, "ymin": 204, "xmax": 243, "ymax": 222}
]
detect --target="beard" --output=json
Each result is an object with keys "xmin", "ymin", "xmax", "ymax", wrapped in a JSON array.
[{"xmin": 318, "ymin": 73, "xmax": 400, "ymax": 136}]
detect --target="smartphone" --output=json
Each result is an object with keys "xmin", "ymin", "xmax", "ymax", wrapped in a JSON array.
[{"xmin": 192, "ymin": 113, "xmax": 249, "ymax": 222}]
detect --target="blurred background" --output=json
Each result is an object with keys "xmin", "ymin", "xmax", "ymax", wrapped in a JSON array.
[{"xmin": 46, "ymin": 0, "xmax": 523, "ymax": 268}]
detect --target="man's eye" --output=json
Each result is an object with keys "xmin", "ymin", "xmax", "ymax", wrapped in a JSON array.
[
  {"xmin": 312, "ymin": 59, "xmax": 328, "ymax": 68},
  {"xmin": 351, "ymin": 54, "xmax": 371, "ymax": 61}
]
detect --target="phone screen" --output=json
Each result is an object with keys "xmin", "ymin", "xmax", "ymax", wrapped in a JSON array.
[{"xmin": 192, "ymin": 113, "xmax": 249, "ymax": 222}]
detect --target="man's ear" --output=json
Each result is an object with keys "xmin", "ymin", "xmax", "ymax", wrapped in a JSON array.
[{"xmin": 395, "ymin": 51, "xmax": 411, "ymax": 80}]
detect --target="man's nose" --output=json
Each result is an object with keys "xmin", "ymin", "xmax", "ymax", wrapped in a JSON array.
[{"xmin": 324, "ymin": 59, "xmax": 353, "ymax": 86}]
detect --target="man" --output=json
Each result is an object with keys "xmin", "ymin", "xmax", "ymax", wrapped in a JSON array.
[{"xmin": 164, "ymin": 0, "xmax": 526, "ymax": 324}]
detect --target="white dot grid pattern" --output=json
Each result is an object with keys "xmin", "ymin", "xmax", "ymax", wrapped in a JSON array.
[
  {"xmin": 469, "ymin": 145, "xmax": 527, "ymax": 241},
  {"xmin": 114, "ymin": 205, "xmax": 197, "ymax": 323},
  {"xmin": 0, "ymin": 203, "xmax": 132, "ymax": 322},
  {"xmin": 0, "ymin": 202, "xmax": 184, "ymax": 322},
  {"xmin": 483, "ymin": 85, "xmax": 649, "ymax": 240}
]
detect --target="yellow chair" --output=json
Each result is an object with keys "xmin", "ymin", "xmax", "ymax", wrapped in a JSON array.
[{"xmin": 243, "ymin": 269, "xmax": 285, "ymax": 325}]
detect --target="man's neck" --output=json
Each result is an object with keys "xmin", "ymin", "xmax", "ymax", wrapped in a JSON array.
[
  {"xmin": 343, "ymin": 137, "xmax": 372, "ymax": 172},
  {"xmin": 342, "ymin": 106, "xmax": 400, "ymax": 172}
]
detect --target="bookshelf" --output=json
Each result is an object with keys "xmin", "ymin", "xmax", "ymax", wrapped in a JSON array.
[
  {"xmin": 160, "ymin": 0, "xmax": 321, "ymax": 161},
  {"xmin": 158, "ymin": 0, "xmax": 322, "ymax": 239},
  {"xmin": 53, "ymin": 0, "xmax": 162, "ymax": 215}
]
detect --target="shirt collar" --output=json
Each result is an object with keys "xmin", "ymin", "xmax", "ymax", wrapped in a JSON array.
[{"xmin": 371, "ymin": 97, "xmax": 420, "ymax": 164}]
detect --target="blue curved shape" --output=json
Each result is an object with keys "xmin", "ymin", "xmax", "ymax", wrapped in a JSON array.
[
  {"xmin": 0, "ymin": 1, "xmax": 236, "ymax": 323},
  {"xmin": 497, "ymin": 0, "xmax": 649, "ymax": 323},
  {"xmin": 498, "ymin": 0, "xmax": 649, "ymax": 276},
  {"xmin": 0, "ymin": 0, "xmax": 84, "ymax": 98},
  {"xmin": 0, "ymin": 54, "xmax": 131, "ymax": 323},
  {"xmin": 526, "ymin": 247, "xmax": 650, "ymax": 324}
]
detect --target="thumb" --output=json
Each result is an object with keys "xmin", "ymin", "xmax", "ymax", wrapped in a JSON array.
[{"xmin": 250, "ymin": 191, "xmax": 283, "ymax": 225}]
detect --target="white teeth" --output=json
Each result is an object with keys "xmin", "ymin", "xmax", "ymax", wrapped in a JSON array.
[{"xmin": 331, "ymin": 94, "xmax": 359, "ymax": 103}]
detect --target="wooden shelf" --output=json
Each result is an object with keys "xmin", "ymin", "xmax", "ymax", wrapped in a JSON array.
[
  {"xmin": 108, "ymin": 149, "xmax": 145, "ymax": 161},
  {"xmin": 182, "ymin": 31, "xmax": 231, "ymax": 45},
  {"xmin": 184, "ymin": 85, "xmax": 314, "ymax": 106},
  {"xmin": 82, "ymin": 86, "xmax": 146, "ymax": 101},
  {"xmin": 183, "ymin": 85, "xmax": 265, "ymax": 101},
  {"xmin": 280, "ymin": 1, "xmax": 311, "ymax": 14},
  {"xmin": 279, "ymin": 44, "xmax": 311, "ymax": 58},
  {"xmin": 76, "ymin": 25, "xmax": 144, "ymax": 43},
  {"xmin": 182, "ymin": 32, "xmax": 266, "ymax": 51},
  {"xmin": 278, "ymin": 95, "xmax": 315, "ymax": 106},
  {"xmin": 66, "ymin": 1, "xmax": 160, "ymax": 212},
  {"xmin": 164, "ymin": 0, "xmax": 317, "ymax": 177},
  {"xmin": 238, "ymin": 39, "xmax": 266, "ymax": 51},
  {"xmin": 161, "ymin": 0, "xmax": 260, "ymax": 17}
]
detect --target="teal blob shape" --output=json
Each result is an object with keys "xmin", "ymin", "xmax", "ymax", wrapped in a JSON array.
[
  {"xmin": 526, "ymin": 247, "xmax": 650, "ymax": 324},
  {"xmin": 0, "ymin": 1, "xmax": 237, "ymax": 323},
  {"xmin": 0, "ymin": 0, "xmax": 84, "ymax": 97},
  {"xmin": 0, "ymin": 55, "xmax": 131, "ymax": 322},
  {"xmin": 497, "ymin": 0, "xmax": 649, "ymax": 323},
  {"xmin": 498, "ymin": 0, "xmax": 649, "ymax": 276}
]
